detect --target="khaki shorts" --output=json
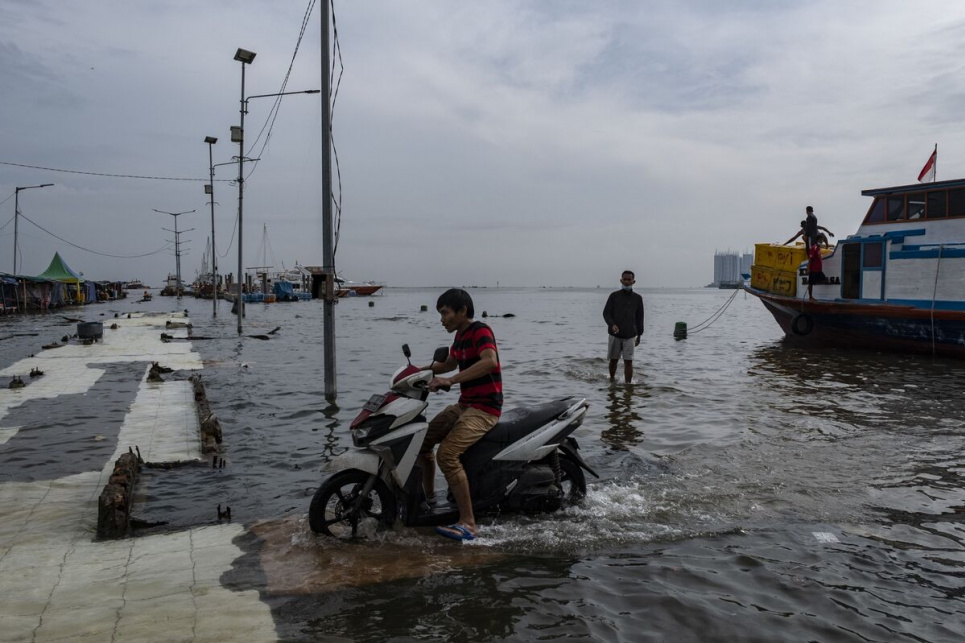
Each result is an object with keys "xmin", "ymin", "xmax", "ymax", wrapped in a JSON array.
[
  {"xmin": 419, "ymin": 404, "xmax": 498, "ymax": 487},
  {"xmin": 608, "ymin": 335, "xmax": 635, "ymax": 360}
]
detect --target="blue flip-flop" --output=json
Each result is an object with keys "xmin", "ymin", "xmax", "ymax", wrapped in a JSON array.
[{"xmin": 435, "ymin": 524, "xmax": 475, "ymax": 541}]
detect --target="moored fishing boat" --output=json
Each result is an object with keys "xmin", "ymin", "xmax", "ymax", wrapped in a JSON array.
[
  {"xmin": 744, "ymin": 177, "xmax": 965, "ymax": 357},
  {"xmin": 336, "ymin": 278, "xmax": 384, "ymax": 297}
]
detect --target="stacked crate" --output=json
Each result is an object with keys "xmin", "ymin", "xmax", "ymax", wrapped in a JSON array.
[{"xmin": 751, "ymin": 243, "xmax": 807, "ymax": 297}]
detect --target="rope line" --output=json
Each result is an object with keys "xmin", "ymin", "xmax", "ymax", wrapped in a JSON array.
[{"xmin": 689, "ymin": 287, "xmax": 742, "ymax": 335}]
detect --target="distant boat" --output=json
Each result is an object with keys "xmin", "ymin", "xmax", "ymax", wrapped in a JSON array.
[
  {"xmin": 123, "ymin": 279, "xmax": 146, "ymax": 290},
  {"xmin": 337, "ymin": 280, "xmax": 384, "ymax": 297}
]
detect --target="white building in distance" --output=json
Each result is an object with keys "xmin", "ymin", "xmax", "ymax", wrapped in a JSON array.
[{"xmin": 713, "ymin": 251, "xmax": 752, "ymax": 287}]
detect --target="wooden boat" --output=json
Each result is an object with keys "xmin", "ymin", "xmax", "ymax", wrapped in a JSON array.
[
  {"xmin": 337, "ymin": 282, "xmax": 384, "ymax": 297},
  {"xmin": 744, "ymin": 177, "xmax": 965, "ymax": 358}
]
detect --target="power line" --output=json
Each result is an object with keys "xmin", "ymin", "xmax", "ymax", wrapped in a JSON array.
[
  {"xmin": 18, "ymin": 212, "xmax": 173, "ymax": 258},
  {"xmin": 0, "ymin": 160, "xmax": 231, "ymax": 182},
  {"xmin": 331, "ymin": 0, "xmax": 345, "ymax": 261},
  {"xmin": 245, "ymin": 0, "xmax": 318, "ymax": 181}
]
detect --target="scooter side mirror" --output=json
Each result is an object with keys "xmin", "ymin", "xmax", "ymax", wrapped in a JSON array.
[
  {"xmin": 402, "ymin": 344, "xmax": 411, "ymax": 359},
  {"xmin": 432, "ymin": 347, "xmax": 449, "ymax": 364}
]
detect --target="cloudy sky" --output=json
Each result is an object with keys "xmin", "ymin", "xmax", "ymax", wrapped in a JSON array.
[{"xmin": 2, "ymin": 1, "xmax": 964, "ymax": 287}]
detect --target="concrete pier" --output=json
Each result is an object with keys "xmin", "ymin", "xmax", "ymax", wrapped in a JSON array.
[{"xmin": 0, "ymin": 313, "xmax": 277, "ymax": 642}]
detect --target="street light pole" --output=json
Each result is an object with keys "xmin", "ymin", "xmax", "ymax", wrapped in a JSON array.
[
  {"xmin": 233, "ymin": 47, "xmax": 256, "ymax": 334},
  {"xmin": 204, "ymin": 136, "xmax": 218, "ymax": 316},
  {"xmin": 153, "ymin": 209, "xmax": 195, "ymax": 298},
  {"xmin": 12, "ymin": 183, "xmax": 54, "ymax": 274},
  {"xmin": 321, "ymin": 0, "xmax": 337, "ymax": 401}
]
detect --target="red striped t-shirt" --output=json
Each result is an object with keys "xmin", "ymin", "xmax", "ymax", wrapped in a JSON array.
[{"xmin": 451, "ymin": 321, "xmax": 502, "ymax": 417}]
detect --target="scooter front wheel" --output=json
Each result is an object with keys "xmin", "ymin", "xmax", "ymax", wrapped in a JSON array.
[{"xmin": 309, "ymin": 470, "xmax": 397, "ymax": 538}]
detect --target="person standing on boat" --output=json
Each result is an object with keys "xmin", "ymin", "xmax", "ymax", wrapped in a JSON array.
[
  {"xmin": 603, "ymin": 270, "xmax": 645, "ymax": 384},
  {"xmin": 419, "ymin": 288, "xmax": 502, "ymax": 541},
  {"xmin": 785, "ymin": 206, "xmax": 834, "ymax": 247},
  {"xmin": 807, "ymin": 242, "xmax": 827, "ymax": 300}
]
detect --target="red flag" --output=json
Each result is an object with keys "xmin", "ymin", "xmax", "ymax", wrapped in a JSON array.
[{"xmin": 918, "ymin": 146, "xmax": 937, "ymax": 183}]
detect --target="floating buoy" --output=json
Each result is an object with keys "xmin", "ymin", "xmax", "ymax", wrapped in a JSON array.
[
  {"xmin": 368, "ymin": 301, "xmax": 375, "ymax": 307},
  {"xmin": 420, "ymin": 305, "xmax": 428, "ymax": 312},
  {"xmin": 673, "ymin": 322, "xmax": 687, "ymax": 340}
]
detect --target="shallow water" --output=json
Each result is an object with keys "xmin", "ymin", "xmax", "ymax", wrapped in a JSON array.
[{"xmin": 2, "ymin": 288, "xmax": 964, "ymax": 641}]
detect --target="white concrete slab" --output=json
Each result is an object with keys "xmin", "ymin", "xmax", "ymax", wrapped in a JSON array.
[{"xmin": 0, "ymin": 315, "xmax": 278, "ymax": 642}]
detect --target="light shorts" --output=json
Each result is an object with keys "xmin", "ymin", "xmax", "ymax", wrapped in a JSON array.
[{"xmin": 608, "ymin": 334, "xmax": 635, "ymax": 361}]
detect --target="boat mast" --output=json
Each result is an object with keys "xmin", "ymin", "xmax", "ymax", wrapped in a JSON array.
[{"xmin": 321, "ymin": 0, "xmax": 337, "ymax": 401}]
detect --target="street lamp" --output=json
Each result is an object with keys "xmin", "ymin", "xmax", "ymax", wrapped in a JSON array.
[
  {"xmin": 231, "ymin": 45, "xmax": 319, "ymax": 334},
  {"xmin": 12, "ymin": 183, "xmax": 54, "ymax": 274},
  {"xmin": 233, "ymin": 47, "xmax": 256, "ymax": 334},
  {"xmin": 153, "ymin": 209, "xmax": 195, "ymax": 299},
  {"xmin": 204, "ymin": 135, "xmax": 218, "ymax": 316}
]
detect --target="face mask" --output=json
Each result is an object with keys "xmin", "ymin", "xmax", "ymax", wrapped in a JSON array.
[{"xmin": 621, "ymin": 284, "xmax": 633, "ymax": 291}]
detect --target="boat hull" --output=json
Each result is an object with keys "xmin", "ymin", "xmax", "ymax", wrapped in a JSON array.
[
  {"xmin": 337, "ymin": 285, "xmax": 383, "ymax": 297},
  {"xmin": 745, "ymin": 286, "xmax": 965, "ymax": 358}
]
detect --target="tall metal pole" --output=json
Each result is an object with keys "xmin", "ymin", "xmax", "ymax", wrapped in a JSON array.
[
  {"xmin": 205, "ymin": 137, "xmax": 218, "ymax": 315},
  {"xmin": 237, "ymin": 66, "xmax": 245, "ymax": 333},
  {"xmin": 174, "ymin": 214, "xmax": 182, "ymax": 298},
  {"xmin": 153, "ymin": 209, "xmax": 194, "ymax": 297},
  {"xmin": 233, "ymin": 50, "xmax": 256, "ymax": 333},
  {"xmin": 12, "ymin": 183, "xmax": 53, "ymax": 275},
  {"xmin": 321, "ymin": 0, "xmax": 337, "ymax": 401},
  {"xmin": 13, "ymin": 190, "xmax": 18, "ymax": 275}
]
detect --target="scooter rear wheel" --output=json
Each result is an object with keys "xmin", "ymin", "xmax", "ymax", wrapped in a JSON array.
[
  {"xmin": 559, "ymin": 456, "xmax": 587, "ymax": 506},
  {"xmin": 309, "ymin": 470, "xmax": 397, "ymax": 538}
]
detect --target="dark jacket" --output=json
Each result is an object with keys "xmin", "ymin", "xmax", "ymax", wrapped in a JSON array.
[{"xmin": 603, "ymin": 289, "xmax": 644, "ymax": 339}]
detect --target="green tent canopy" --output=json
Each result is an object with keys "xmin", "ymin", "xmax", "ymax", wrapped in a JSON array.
[{"xmin": 36, "ymin": 252, "xmax": 82, "ymax": 283}]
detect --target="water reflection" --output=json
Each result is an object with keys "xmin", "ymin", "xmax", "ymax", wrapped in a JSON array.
[{"xmin": 600, "ymin": 384, "xmax": 647, "ymax": 450}]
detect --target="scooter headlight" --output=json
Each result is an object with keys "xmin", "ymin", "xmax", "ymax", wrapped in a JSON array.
[{"xmin": 352, "ymin": 415, "xmax": 396, "ymax": 447}]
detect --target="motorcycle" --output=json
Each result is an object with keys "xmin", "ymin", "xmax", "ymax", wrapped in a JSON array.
[{"xmin": 309, "ymin": 344, "xmax": 598, "ymax": 538}]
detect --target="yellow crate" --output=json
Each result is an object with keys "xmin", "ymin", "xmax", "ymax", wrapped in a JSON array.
[
  {"xmin": 750, "ymin": 265, "xmax": 773, "ymax": 291},
  {"xmin": 755, "ymin": 243, "xmax": 807, "ymax": 272},
  {"xmin": 770, "ymin": 269, "xmax": 797, "ymax": 297}
]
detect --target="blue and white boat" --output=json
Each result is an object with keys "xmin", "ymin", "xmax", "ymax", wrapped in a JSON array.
[{"xmin": 745, "ymin": 177, "xmax": 965, "ymax": 357}]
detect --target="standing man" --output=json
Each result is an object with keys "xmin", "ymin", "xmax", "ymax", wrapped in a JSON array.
[
  {"xmin": 603, "ymin": 270, "xmax": 645, "ymax": 384},
  {"xmin": 419, "ymin": 288, "xmax": 502, "ymax": 541},
  {"xmin": 785, "ymin": 206, "xmax": 834, "ymax": 247}
]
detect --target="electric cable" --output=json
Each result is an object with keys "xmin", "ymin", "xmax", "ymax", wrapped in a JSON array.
[
  {"xmin": 331, "ymin": 0, "xmax": 344, "ymax": 261},
  {"xmin": 218, "ymin": 213, "xmax": 239, "ymax": 259},
  {"xmin": 18, "ymin": 212, "xmax": 172, "ymax": 258},
  {"xmin": 245, "ymin": 0, "xmax": 318, "ymax": 182},
  {"xmin": 0, "ymin": 214, "xmax": 14, "ymax": 233},
  {"xmin": 0, "ymin": 160, "xmax": 228, "ymax": 182}
]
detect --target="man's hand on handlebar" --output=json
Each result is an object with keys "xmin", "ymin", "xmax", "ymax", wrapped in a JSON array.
[{"xmin": 429, "ymin": 376, "xmax": 453, "ymax": 392}]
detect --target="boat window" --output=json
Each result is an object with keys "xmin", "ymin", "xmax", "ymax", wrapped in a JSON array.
[
  {"xmin": 862, "ymin": 242, "xmax": 883, "ymax": 268},
  {"xmin": 841, "ymin": 244, "xmax": 861, "ymax": 299},
  {"xmin": 906, "ymin": 193, "xmax": 926, "ymax": 220},
  {"xmin": 949, "ymin": 189, "xmax": 965, "ymax": 217},
  {"xmin": 866, "ymin": 198, "xmax": 886, "ymax": 223},
  {"xmin": 927, "ymin": 191, "xmax": 947, "ymax": 218},
  {"xmin": 886, "ymin": 197, "xmax": 905, "ymax": 221}
]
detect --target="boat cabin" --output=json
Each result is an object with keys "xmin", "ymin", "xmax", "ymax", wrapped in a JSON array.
[{"xmin": 812, "ymin": 178, "xmax": 965, "ymax": 306}]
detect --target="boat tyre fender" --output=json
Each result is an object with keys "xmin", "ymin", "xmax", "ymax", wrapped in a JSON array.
[{"xmin": 791, "ymin": 313, "xmax": 814, "ymax": 336}]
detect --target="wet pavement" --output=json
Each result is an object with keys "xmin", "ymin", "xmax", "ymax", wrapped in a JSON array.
[{"xmin": 0, "ymin": 312, "xmax": 276, "ymax": 642}]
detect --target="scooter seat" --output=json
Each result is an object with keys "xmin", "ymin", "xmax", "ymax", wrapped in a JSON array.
[{"xmin": 481, "ymin": 398, "xmax": 575, "ymax": 444}]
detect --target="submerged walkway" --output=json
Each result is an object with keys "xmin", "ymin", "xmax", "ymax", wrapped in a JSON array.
[{"xmin": 0, "ymin": 313, "xmax": 277, "ymax": 642}]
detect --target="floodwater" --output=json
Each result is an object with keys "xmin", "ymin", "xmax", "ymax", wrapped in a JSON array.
[{"xmin": 2, "ymin": 287, "xmax": 964, "ymax": 642}]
